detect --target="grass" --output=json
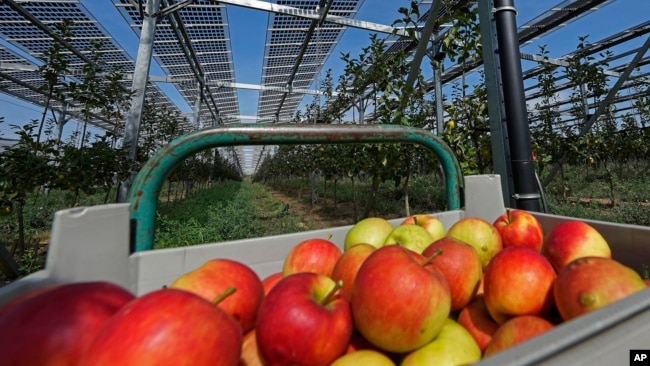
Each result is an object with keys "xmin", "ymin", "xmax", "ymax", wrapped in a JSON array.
[{"xmin": 154, "ymin": 181, "xmax": 317, "ymax": 249}]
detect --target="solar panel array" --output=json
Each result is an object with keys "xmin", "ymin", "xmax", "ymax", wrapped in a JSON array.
[
  {"xmin": 0, "ymin": 0, "xmax": 180, "ymax": 133},
  {"xmin": 256, "ymin": 0, "xmax": 364, "ymax": 122},
  {"xmin": 113, "ymin": 0, "xmax": 240, "ymax": 126}
]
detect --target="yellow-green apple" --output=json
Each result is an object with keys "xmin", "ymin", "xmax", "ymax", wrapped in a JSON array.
[
  {"xmin": 0, "ymin": 281, "xmax": 134, "ymax": 366},
  {"xmin": 483, "ymin": 246, "xmax": 557, "ymax": 324},
  {"xmin": 542, "ymin": 220, "xmax": 611, "ymax": 272},
  {"xmin": 282, "ymin": 237, "xmax": 342, "ymax": 277},
  {"xmin": 483, "ymin": 315, "xmax": 554, "ymax": 357},
  {"xmin": 457, "ymin": 296, "xmax": 500, "ymax": 354},
  {"xmin": 492, "ymin": 208, "xmax": 544, "ymax": 252},
  {"xmin": 344, "ymin": 217, "xmax": 395, "ymax": 250},
  {"xmin": 255, "ymin": 272, "xmax": 353, "ymax": 366},
  {"xmin": 240, "ymin": 329, "xmax": 266, "ymax": 366},
  {"xmin": 169, "ymin": 258, "xmax": 264, "ymax": 333},
  {"xmin": 400, "ymin": 318, "xmax": 482, "ymax": 366},
  {"xmin": 350, "ymin": 245, "xmax": 451, "ymax": 353},
  {"xmin": 446, "ymin": 217, "xmax": 503, "ymax": 269},
  {"xmin": 81, "ymin": 288, "xmax": 242, "ymax": 366},
  {"xmin": 400, "ymin": 214, "xmax": 446, "ymax": 242},
  {"xmin": 331, "ymin": 242, "xmax": 376, "ymax": 299},
  {"xmin": 554, "ymin": 256, "xmax": 647, "ymax": 321},
  {"xmin": 261, "ymin": 271, "xmax": 283, "ymax": 296},
  {"xmin": 332, "ymin": 349, "xmax": 396, "ymax": 366},
  {"xmin": 422, "ymin": 237, "xmax": 483, "ymax": 311},
  {"xmin": 383, "ymin": 224, "xmax": 435, "ymax": 254}
]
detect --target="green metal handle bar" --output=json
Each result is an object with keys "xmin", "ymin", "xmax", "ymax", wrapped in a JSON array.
[{"xmin": 128, "ymin": 124, "xmax": 464, "ymax": 252}]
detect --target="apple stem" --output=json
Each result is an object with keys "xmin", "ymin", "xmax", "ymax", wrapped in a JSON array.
[
  {"xmin": 212, "ymin": 286, "xmax": 237, "ymax": 305},
  {"xmin": 326, "ymin": 234, "xmax": 333, "ymax": 241},
  {"xmin": 423, "ymin": 248, "xmax": 443, "ymax": 266},
  {"xmin": 320, "ymin": 280, "xmax": 343, "ymax": 306},
  {"xmin": 506, "ymin": 207, "xmax": 512, "ymax": 223}
]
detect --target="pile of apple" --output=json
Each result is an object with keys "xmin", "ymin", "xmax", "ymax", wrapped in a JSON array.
[{"xmin": 1, "ymin": 210, "xmax": 648, "ymax": 366}]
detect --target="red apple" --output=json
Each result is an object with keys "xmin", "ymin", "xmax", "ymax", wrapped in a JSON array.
[
  {"xmin": 554, "ymin": 256, "xmax": 647, "ymax": 321},
  {"xmin": 0, "ymin": 281, "xmax": 135, "ymax": 366},
  {"xmin": 256, "ymin": 272, "xmax": 353, "ymax": 366},
  {"xmin": 644, "ymin": 279, "xmax": 650, "ymax": 287},
  {"xmin": 483, "ymin": 315, "xmax": 554, "ymax": 357},
  {"xmin": 169, "ymin": 258, "xmax": 264, "ymax": 333},
  {"xmin": 542, "ymin": 220, "xmax": 611, "ymax": 272},
  {"xmin": 0, "ymin": 284, "xmax": 59, "ymax": 318},
  {"xmin": 282, "ymin": 237, "xmax": 342, "ymax": 277},
  {"xmin": 422, "ymin": 236, "xmax": 483, "ymax": 311},
  {"xmin": 483, "ymin": 246, "xmax": 557, "ymax": 324},
  {"xmin": 446, "ymin": 217, "xmax": 503, "ymax": 269},
  {"xmin": 331, "ymin": 242, "xmax": 376, "ymax": 299},
  {"xmin": 261, "ymin": 271, "xmax": 283, "ymax": 296},
  {"xmin": 81, "ymin": 288, "xmax": 242, "ymax": 366},
  {"xmin": 350, "ymin": 245, "xmax": 451, "ymax": 353},
  {"xmin": 344, "ymin": 217, "xmax": 395, "ymax": 250},
  {"xmin": 401, "ymin": 214, "xmax": 446, "ymax": 241},
  {"xmin": 240, "ymin": 329, "xmax": 266, "ymax": 366},
  {"xmin": 457, "ymin": 296, "xmax": 500, "ymax": 353},
  {"xmin": 492, "ymin": 208, "xmax": 544, "ymax": 252}
]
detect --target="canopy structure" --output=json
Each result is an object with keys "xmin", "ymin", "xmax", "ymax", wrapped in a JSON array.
[{"xmin": 1, "ymin": 0, "xmax": 648, "ymax": 178}]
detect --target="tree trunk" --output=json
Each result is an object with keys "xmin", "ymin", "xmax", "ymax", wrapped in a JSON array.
[
  {"xmin": 362, "ymin": 175, "xmax": 381, "ymax": 219},
  {"xmin": 402, "ymin": 162, "xmax": 412, "ymax": 217},
  {"xmin": 351, "ymin": 176, "xmax": 359, "ymax": 222}
]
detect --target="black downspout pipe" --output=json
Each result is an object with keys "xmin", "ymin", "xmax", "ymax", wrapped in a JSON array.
[{"xmin": 493, "ymin": 0, "xmax": 540, "ymax": 211}]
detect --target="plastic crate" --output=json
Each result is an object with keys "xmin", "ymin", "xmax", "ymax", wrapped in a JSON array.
[{"xmin": 1, "ymin": 125, "xmax": 648, "ymax": 365}]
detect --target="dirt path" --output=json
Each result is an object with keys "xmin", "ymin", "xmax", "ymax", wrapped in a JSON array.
[{"xmin": 266, "ymin": 188, "xmax": 358, "ymax": 230}]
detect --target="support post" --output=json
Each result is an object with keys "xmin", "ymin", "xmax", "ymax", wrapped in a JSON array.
[
  {"xmin": 478, "ymin": 0, "xmax": 515, "ymax": 207},
  {"xmin": 117, "ymin": 0, "xmax": 161, "ymax": 203},
  {"xmin": 493, "ymin": 0, "xmax": 540, "ymax": 211},
  {"xmin": 193, "ymin": 82, "xmax": 202, "ymax": 129},
  {"xmin": 55, "ymin": 105, "xmax": 70, "ymax": 143}
]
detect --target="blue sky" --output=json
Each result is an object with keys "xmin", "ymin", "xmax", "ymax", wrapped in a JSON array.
[{"xmin": 1, "ymin": 0, "xmax": 648, "ymax": 141}]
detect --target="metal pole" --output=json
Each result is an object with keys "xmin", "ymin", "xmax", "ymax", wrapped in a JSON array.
[
  {"xmin": 55, "ymin": 105, "xmax": 69, "ymax": 143},
  {"xmin": 193, "ymin": 82, "xmax": 202, "ymax": 129},
  {"xmin": 478, "ymin": 0, "xmax": 515, "ymax": 207},
  {"xmin": 493, "ymin": 0, "xmax": 540, "ymax": 211},
  {"xmin": 405, "ymin": 0, "xmax": 441, "ymax": 89},
  {"xmin": 117, "ymin": 0, "xmax": 161, "ymax": 203},
  {"xmin": 434, "ymin": 64, "xmax": 444, "ymax": 135}
]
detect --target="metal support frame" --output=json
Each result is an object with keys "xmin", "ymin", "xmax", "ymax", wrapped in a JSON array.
[
  {"xmin": 405, "ymin": 0, "xmax": 441, "ymax": 88},
  {"xmin": 274, "ymin": 0, "xmax": 331, "ymax": 117},
  {"xmin": 492, "ymin": 0, "xmax": 540, "ymax": 211},
  {"xmin": 118, "ymin": 0, "xmax": 162, "ymax": 203},
  {"xmin": 213, "ymin": 0, "xmax": 439, "ymax": 41},
  {"xmin": 542, "ymin": 34, "xmax": 650, "ymax": 186},
  {"xmin": 193, "ymin": 81, "xmax": 202, "ymax": 129},
  {"xmin": 477, "ymin": 0, "xmax": 515, "ymax": 207}
]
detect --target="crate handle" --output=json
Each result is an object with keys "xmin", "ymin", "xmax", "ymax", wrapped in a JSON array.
[{"xmin": 128, "ymin": 124, "xmax": 464, "ymax": 252}]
